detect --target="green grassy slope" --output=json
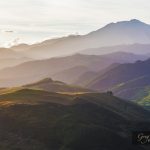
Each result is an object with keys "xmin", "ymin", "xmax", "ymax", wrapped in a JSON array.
[{"xmin": 137, "ymin": 88, "xmax": 150, "ymax": 110}]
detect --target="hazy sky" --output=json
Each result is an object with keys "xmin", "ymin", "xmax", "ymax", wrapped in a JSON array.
[{"xmin": 0, "ymin": 0, "xmax": 150, "ymax": 47}]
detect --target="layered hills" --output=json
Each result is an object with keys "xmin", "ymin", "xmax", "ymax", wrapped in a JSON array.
[
  {"xmin": 0, "ymin": 52, "xmax": 147, "ymax": 87},
  {"xmin": 86, "ymin": 59, "xmax": 150, "ymax": 102}
]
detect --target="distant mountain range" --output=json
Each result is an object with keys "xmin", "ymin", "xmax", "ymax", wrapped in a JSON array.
[
  {"xmin": 0, "ymin": 19, "xmax": 150, "ymax": 107},
  {"xmin": 0, "ymin": 52, "xmax": 147, "ymax": 87},
  {"xmin": 80, "ymin": 44, "xmax": 150, "ymax": 55},
  {"xmin": 10, "ymin": 19, "xmax": 150, "ymax": 59}
]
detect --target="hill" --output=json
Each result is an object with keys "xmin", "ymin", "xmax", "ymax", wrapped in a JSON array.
[
  {"xmin": 11, "ymin": 44, "xmax": 30, "ymax": 51},
  {"xmin": 23, "ymin": 78, "xmax": 91, "ymax": 93},
  {"xmin": 0, "ymin": 52, "xmax": 147, "ymax": 87},
  {"xmin": 11, "ymin": 19, "xmax": 150, "ymax": 59},
  {"xmin": 87, "ymin": 59, "xmax": 150, "ymax": 101},
  {"xmin": 138, "ymin": 90, "xmax": 150, "ymax": 110},
  {"xmin": 0, "ymin": 89, "xmax": 149, "ymax": 149},
  {"xmin": 0, "ymin": 48, "xmax": 31, "ymax": 69},
  {"xmin": 0, "ymin": 48, "xmax": 24, "ymax": 59},
  {"xmin": 0, "ymin": 57, "xmax": 32, "ymax": 70},
  {"xmin": 73, "ymin": 63, "xmax": 120, "ymax": 86},
  {"xmin": 52, "ymin": 66, "xmax": 90, "ymax": 84}
]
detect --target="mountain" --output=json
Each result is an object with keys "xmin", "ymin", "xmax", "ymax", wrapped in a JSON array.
[
  {"xmin": 52, "ymin": 66, "xmax": 90, "ymax": 84},
  {"xmin": 73, "ymin": 71, "xmax": 98, "ymax": 86},
  {"xmin": 0, "ymin": 89, "xmax": 149, "ymax": 149},
  {"xmin": 0, "ymin": 48, "xmax": 32, "ymax": 69},
  {"xmin": 23, "ymin": 78, "xmax": 91, "ymax": 93},
  {"xmin": 0, "ymin": 52, "xmax": 147, "ymax": 87},
  {"xmin": 74, "ymin": 63, "xmax": 120, "ymax": 86},
  {"xmin": 11, "ymin": 44, "xmax": 30, "ymax": 51},
  {"xmin": 0, "ymin": 58, "xmax": 32, "ymax": 70},
  {"xmin": 11, "ymin": 19, "xmax": 150, "ymax": 59},
  {"xmin": 87, "ymin": 59, "xmax": 150, "ymax": 101},
  {"xmin": 88, "ymin": 51, "xmax": 149, "ymax": 63},
  {"xmin": 0, "ymin": 48, "xmax": 24, "ymax": 59},
  {"xmin": 80, "ymin": 44, "xmax": 150, "ymax": 55}
]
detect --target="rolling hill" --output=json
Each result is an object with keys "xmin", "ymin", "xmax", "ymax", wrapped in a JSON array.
[
  {"xmin": 11, "ymin": 19, "xmax": 150, "ymax": 59},
  {"xmin": 23, "ymin": 78, "xmax": 91, "ymax": 93},
  {"xmin": 0, "ymin": 88, "xmax": 149, "ymax": 149}
]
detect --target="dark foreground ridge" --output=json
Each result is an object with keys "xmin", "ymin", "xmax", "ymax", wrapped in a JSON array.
[{"xmin": 0, "ymin": 89, "xmax": 149, "ymax": 150}]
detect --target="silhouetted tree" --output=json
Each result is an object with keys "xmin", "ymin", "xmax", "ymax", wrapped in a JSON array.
[{"xmin": 106, "ymin": 91, "xmax": 113, "ymax": 96}]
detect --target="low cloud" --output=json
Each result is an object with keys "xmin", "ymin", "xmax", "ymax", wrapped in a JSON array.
[
  {"xmin": 7, "ymin": 38, "xmax": 20, "ymax": 47},
  {"xmin": 1, "ymin": 30, "xmax": 14, "ymax": 33},
  {"xmin": 5, "ymin": 30, "xmax": 14, "ymax": 33}
]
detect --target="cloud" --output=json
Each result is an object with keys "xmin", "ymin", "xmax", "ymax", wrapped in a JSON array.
[
  {"xmin": 5, "ymin": 30, "xmax": 14, "ymax": 33},
  {"xmin": 1, "ymin": 30, "xmax": 14, "ymax": 33},
  {"xmin": 2, "ymin": 30, "xmax": 14, "ymax": 33},
  {"xmin": 7, "ymin": 38, "xmax": 20, "ymax": 47}
]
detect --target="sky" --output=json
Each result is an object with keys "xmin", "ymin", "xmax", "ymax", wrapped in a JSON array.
[{"xmin": 0, "ymin": 0, "xmax": 150, "ymax": 47}]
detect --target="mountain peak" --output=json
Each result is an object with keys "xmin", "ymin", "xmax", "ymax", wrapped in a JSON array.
[
  {"xmin": 89, "ymin": 19, "xmax": 150, "ymax": 37},
  {"xmin": 35, "ymin": 78, "xmax": 53, "ymax": 84},
  {"xmin": 129, "ymin": 19, "xmax": 147, "ymax": 25},
  {"xmin": 130, "ymin": 19, "xmax": 141, "ymax": 23},
  {"xmin": 107, "ymin": 19, "xmax": 147, "ymax": 27},
  {"xmin": 113, "ymin": 19, "xmax": 147, "ymax": 26}
]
